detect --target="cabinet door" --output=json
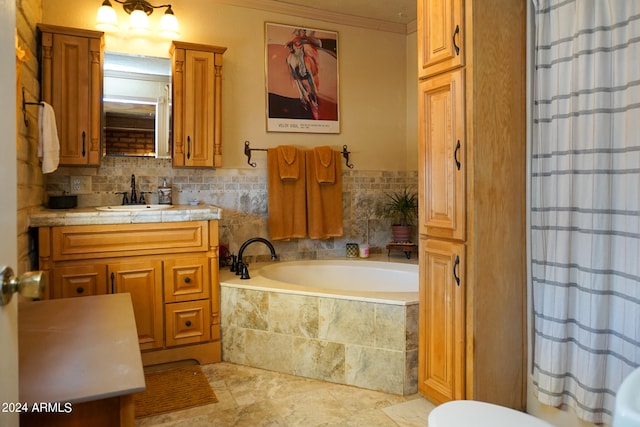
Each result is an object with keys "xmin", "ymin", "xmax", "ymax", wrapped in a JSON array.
[
  {"xmin": 41, "ymin": 28, "xmax": 102, "ymax": 166},
  {"xmin": 418, "ymin": 69, "xmax": 466, "ymax": 241},
  {"xmin": 108, "ymin": 260, "xmax": 163, "ymax": 350},
  {"xmin": 183, "ymin": 49, "xmax": 215, "ymax": 167},
  {"xmin": 164, "ymin": 256, "xmax": 210, "ymax": 303},
  {"xmin": 417, "ymin": 0, "xmax": 464, "ymax": 78},
  {"xmin": 418, "ymin": 237, "xmax": 465, "ymax": 404},
  {"xmin": 172, "ymin": 43, "xmax": 225, "ymax": 168},
  {"xmin": 165, "ymin": 300, "xmax": 211, "ymax": 347},
  {"xmin": 52, "ymin": 264, "xmax": 107, "ymax": 299}
]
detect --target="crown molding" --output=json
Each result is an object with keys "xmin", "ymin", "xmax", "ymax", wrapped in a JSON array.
[{"xmin": 217, "ymin": 0, "xmax": 412, "ymax": 34}]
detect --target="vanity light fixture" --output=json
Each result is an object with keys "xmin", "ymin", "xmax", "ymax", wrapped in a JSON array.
[{"xmin": 96, "ymin": 0, "xmax": 179, "ymax": 39}]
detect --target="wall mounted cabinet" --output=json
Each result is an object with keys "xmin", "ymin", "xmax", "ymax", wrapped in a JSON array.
[
  {"xmin": 38, "ymin": 24, "xmax": 103, "ymax": 166},
  {"xmin": 417, "ymin": 0, "xmax": 527, "ymax": 410},
  {"xmin": 417, "ymin": 0, "xmax": 464, "ymax": 79},
  {"xmin": 171, "ymin": 41, "xmax": 227, "ymax": 168},
  {"xmin": 38, "ymin": 220, "xmax": 221, "ymax": 366}
]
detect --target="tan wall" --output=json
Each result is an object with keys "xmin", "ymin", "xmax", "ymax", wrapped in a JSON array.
[
  {"xmin": 41, "ymin": 0, "xmax": 417, "ymax": 171},
  {"xmin": 16, "ymin": 0, "xmax": 44, "ymax": 273},
  {"xmin": 31, "ymin": 0, "xmax": 419, "ymax": 261}
]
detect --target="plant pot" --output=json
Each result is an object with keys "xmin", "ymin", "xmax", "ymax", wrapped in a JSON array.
[{"xmin": 391, "ymin": 225, "xmax": 414, "ymax": 243}]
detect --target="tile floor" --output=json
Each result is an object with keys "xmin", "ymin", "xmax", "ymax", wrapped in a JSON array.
[{"xmin": 135, "ymin": 362, "xmax": 436, "ymax": 426}]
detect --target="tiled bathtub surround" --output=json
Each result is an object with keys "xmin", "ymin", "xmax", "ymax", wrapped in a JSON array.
[
  {"xmin": 220, "ymin": 285, "xmax": 419, "ymax": 395},
  {"xmin": 43, "ymin": 157, "xmax": 418, "ymax": 261}
]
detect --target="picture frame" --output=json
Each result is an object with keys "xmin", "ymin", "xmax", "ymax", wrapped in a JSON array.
[{"xmin": 265, "ymin": 22, "xmax": 340, "ymax": 133}]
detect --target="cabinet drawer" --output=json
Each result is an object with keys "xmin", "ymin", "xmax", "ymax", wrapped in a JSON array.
[
  {"xmin": 165, "ymin": 300, "xmax": 211, "ymax": 347},
  {"xmin": 52, "ymin": 264, "xmax": 107, "ymax": 298},
  {"xmin": 51, "ymin": 221, "xmax": 209, "ymax": 261},
  {"xmin": 164, "ymin": 256, "xmax": 210, "ymax": 303}
]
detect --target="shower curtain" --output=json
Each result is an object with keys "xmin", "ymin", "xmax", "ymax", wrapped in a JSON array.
[{"xmin": 531, "ymin": 0, "xmax": 640, "ymax": 424}]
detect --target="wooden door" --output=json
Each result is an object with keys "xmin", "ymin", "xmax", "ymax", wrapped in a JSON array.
[
  {"xmin": 418, "ymin": 237, "xmax": 465, "ymax": 403},
  {"xmin": 108, "ymin": 260, "xmax": 163, "ymax": 350},
  {"xmin": 417, "ymin": 0, "xmax": 464, "ymax": 78},
  {"xmin": 418, "ymin": 69, "xmax": 466, "ymax": 240}
]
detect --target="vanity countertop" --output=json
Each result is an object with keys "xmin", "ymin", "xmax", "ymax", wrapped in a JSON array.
[
  {"xmin": 29, "ymin": 204, "xmax": 222, "ymax": 227},
  {"xmin": 19, "ymin": 293, "xmax": 145, "ymax": 405}
]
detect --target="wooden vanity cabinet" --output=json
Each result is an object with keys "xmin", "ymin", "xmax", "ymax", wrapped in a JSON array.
[
  {"xmin": 38, "ymin": 24, "xmax": 103, "ymax": 166},
  {"xmin": 38, "ymin": 220, "xmax": 221, "ymax": 365},
  {"xmin": 417, "ymin": 0, "xmax": 526, "ymax": 410},
  {"xmin": 171, "ymin": 41, "xmax": 227, "ymax": 168}
]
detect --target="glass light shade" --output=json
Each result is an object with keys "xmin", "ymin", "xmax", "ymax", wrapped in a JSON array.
[
  {"xmin": 96, "ymin": 2, "xmax": 118, "ymax": 32},
  {"xmin": 159, "ymin": 12, "xmax": 180, "ymax": 39},
  {"xmin": 129, "ymin": 9, "xmax": 150, "ymax": 35}
]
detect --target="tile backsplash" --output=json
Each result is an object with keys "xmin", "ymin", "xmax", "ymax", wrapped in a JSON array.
[{"xmin": 44, "ymin": 157, "xmax": 417, "ymax": 261}]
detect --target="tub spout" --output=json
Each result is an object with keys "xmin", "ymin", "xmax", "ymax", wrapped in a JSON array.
[{"xmin": 236, "ymin": 237, "xmax": 278, "ymax": 280}]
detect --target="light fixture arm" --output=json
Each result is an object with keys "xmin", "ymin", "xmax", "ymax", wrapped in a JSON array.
[{"xmin": 111, "ymin": 0, "xmax": 174, "ymax": 16}]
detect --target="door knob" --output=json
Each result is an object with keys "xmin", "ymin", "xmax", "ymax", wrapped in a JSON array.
[{"xmin": 0, "ymin": 266, "xmax": 46, "ymax": 305}]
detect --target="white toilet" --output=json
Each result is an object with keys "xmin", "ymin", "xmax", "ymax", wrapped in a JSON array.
[{"xmin": 428, "ymin": 400, "xmax": 555, "ymax": 427}]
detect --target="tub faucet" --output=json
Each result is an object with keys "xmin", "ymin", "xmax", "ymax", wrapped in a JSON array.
[{"xmin": 236, "ymin": 237, "xmax": 278, "ymax": 279}]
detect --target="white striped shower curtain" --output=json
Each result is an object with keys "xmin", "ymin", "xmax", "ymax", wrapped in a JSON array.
[{"xmin": 531, "ymin": 0, "xmax": 640, "ymax": 424}]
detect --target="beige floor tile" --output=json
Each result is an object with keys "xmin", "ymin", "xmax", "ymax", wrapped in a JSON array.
[{"xmin": 136, "ymin": 362, "xmax": 429, "ymax": 427}]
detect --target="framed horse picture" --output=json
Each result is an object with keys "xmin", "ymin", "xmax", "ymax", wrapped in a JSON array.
[{"xmin": 265, "ymin": 22, "xmax": 340, "ymax": 133}]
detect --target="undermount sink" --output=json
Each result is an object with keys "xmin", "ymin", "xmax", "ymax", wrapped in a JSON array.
[
  {"xmin": 613, "ymin": 366, "xmax": 640, "ymax": 427},
  {"xmin": 95, "ymin": 204, "xmax": 174, "ymax": 212}
]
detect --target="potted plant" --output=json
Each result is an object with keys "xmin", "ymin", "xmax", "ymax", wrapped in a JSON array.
[{"xmin": 385, "ymin": 189, "xmax": 418, "ymax": 243}]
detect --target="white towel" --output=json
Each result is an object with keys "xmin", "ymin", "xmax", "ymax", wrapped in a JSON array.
[{"xmin": 37, "ymin": 102, "xmax": 60, "ymax": 174}]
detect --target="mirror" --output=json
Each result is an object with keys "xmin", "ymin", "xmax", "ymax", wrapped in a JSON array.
[{"xmin": 103, "ymin": 52, "xmax": 172, "ymax": 158}]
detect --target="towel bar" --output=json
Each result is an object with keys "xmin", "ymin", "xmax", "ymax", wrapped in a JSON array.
[
  {"xmin": 243, "ymin": 140, "xmax": 354, "ymax": 169},
  {"xmin": 22, "ymin": 87, "xmax": 44, "ymax": 128}
]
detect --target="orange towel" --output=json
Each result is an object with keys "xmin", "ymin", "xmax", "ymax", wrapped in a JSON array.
[
  {"xmin": 313, "ymin": 146, "xmax": 335, "ymax": 184},
  {"xmin": 305, "ymin": 149, "xmax": 343, "ymax": 239},
  {"xmin": 267, "ymin": 147, "xmax": 307, "ymax": 240},
  {"xmin": 277, "ymin": 145, "xmax": 300, "ymax": 180}
]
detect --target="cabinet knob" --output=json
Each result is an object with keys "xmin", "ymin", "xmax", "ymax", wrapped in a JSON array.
[
  {"xmin": 184, "ymin": 277, "xmax": 191, "ymax": 284},
  {"xmin": 76, "ymin": 286, "xmax": 84, "ymax": 294},
  {"xmin": 185, "ymin": 320, "xmax": 192, "ymax": 327}
]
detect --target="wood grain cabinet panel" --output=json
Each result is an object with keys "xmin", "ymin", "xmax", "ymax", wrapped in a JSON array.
[
  {"xmin": 418, "ymin": 238, "xmax": 465, "ymax": 403},
  {"xmin": 108, "ymin": 260, "xmax": 164, "ymax": 351},
  {"xmin": 164, "ymin": 256, "xmax": 210, "ymax": 303},
  {"xmin": 165, "ymin": 300, "xmax": 211, "ymax": 347},
  {"xmin": 38, "ymin": 220, "xmax": 221, "ymax": 366},
  {"xmin": 417, "ymin": 0, "xmax": 464, "ymax": 79},
  {"xmin": 52, "ymin": 264, "xmax": 107, "ymax": 298},
  {"xmin": 171, "ymin": 41, "xmax": 227, "ymax": 168},
  {"xmin": 38, "ymin": 24, "xmax": 103, "ymax": 166},
  {"xmin": 418, "ymin": 69, "xmax": 466, "ymax": 241},
  {"xmin": 417, "ymin": 0, "xmax": 527, "ymax": 410}
]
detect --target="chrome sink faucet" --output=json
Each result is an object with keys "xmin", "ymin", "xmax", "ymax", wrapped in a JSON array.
[{"xmin": 236, "ymin": 237, "xmax": 278, "ymax": 279}]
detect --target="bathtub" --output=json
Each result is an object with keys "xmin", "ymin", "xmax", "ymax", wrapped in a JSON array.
[{"xmin": 220, "ymin": 259, "xmax": 419, "ymax": 395}]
